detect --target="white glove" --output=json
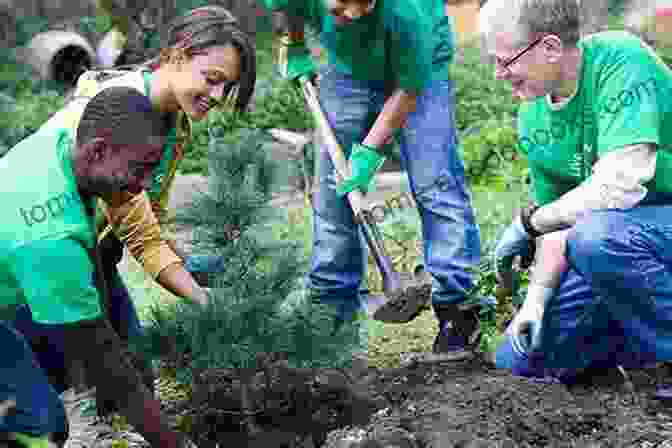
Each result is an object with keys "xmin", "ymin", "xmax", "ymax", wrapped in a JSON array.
[{"xmin": 507, "ymin": 284, "xmax": 554, "ymax": 355}]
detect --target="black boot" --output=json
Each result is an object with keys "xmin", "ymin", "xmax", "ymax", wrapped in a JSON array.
[{"xmin": 432, "ymin": 304, "xmax": 481, "ymax": 360}]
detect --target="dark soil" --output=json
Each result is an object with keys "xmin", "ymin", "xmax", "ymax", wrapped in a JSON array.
[{"xmin": 161, "ymin": 356, "xmax": 672, "ymax": 448}]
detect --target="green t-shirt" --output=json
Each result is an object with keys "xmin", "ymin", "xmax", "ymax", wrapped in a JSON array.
[
  {"xmin": 260, "ymin": 0, "xmax": 453, "ymax": 90},
  {"xmin": 517, "ymin": 31, "xmax": 672, "ymax": 206},
  {"xmin": 0, "ymin": 128, "xmax": 101, "ymax": 324}
]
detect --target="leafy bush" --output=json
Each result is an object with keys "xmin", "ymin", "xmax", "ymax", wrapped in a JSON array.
[
  {"xmin": 452, "ymin": 41, "xmax": 518, "ymax": 133},
  {"xmin": 0, "ymin": 48, "xmax": 65, "ymax": 96},
  {"xmin": 76, "ymin": 15, "xmax": 113, "ymax": 36},
  {"xmin": 218, "ymin": 78, "xmax": 314, "ymax": 133},
  {"xmin": 0, "ymin": 70, "xmax": 65, "ymax": 152},
  {"xmin": 460, "ymin": 121, "xmax": 529, "ymax": 189},
  {"xmin": 13, "ymin": 17, "xmax": 50, "ymax": 47}
]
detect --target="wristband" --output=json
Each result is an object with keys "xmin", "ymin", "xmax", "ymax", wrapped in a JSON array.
[{"xmin": 520, "ymin": 202, "xmax": 543, "ymax": 239}]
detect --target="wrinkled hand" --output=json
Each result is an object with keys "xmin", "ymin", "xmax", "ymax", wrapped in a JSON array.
[
  {"xmin": 336, "ymin": 143, "xmax": 386, "ymax": 197},
  {"xmin": 508, "ymin": 295, "xmax": 546, "ymax": 355},
  {"xmin": 493, "ymin": 216, "xmax": 534, "ymax": 290},
  {"xmin": 276, "ymin": 35, "xmax": 317, "ymax": 82}
]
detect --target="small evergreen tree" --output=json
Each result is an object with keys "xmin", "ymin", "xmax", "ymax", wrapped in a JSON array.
[{"xmin": 137, "ymin": 128, "xmax": 359, "ymax": 435}]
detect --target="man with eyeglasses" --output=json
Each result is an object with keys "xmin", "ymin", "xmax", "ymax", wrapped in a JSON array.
[{"xmin": 482, "ymin": 0, "xmax": 672, "ymax": 394}]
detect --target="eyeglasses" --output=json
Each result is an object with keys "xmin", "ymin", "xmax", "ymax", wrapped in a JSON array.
[{"xmin": 495, "ymin": 35, "xmax": 546, "ymax": 74}]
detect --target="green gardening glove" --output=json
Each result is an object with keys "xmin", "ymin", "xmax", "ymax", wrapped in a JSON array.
[
  {"xmin": 336, "ymin": 143, "xmax": 386, "ymax": 197},
  {"xmin": 276, "ymin": 35, "xmax": 317, "ymax": 82}
]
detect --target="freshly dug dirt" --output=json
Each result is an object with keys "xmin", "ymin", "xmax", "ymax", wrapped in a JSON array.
[
  {"xmin": 365, "ymin": 359, "xmax": 672, "ymax": 448},
  {"xmin": 162, "ymin": 361, "xmax": 385, "ymax": 448},
  {"xmin": 160, "ymin": 356, "xmax": 672, "ymax": 448}
]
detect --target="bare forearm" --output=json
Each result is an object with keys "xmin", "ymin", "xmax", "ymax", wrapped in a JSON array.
[
  {"xmin": 157, "ymin": 262, "xmax": 208, "ymax": 306},
  {"xmin": 364, "ymin": 88, "xmax": 416, "ymax": 149},
  {"xmin": 530, "ymin": 143, "xmax": 656, "ymax": 233},
  {"xmin": 530, "ymin": 230, "xmax": 570, "ymax": 289},
  {"xmin": 62, "ymin": 318, "xmax": 185, "ymax": 448}
]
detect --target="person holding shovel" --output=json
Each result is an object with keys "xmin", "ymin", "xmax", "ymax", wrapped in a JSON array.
[
  {"xmin": 7, "ymin": 4, "xmax": 256, "ymax": 444},
  {"xmin": 258, "ymin": 0, "xmax": 483, "ymax": 360},
  {"xmin": 0, "ymin": 87, "xmax": 201, "ymax": 448},
  {"xmin": 483, "ymin": 0, "xmax": 672, "ymax": 392}
]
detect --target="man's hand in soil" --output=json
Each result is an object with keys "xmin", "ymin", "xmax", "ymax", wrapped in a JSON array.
[
  {"xmin": 336, "ymin": 143, "xmax": 386, "ymax": 196},
  {"xmin": 276, "ymin": 34, "xmax": 317, "ymax": 83},
  {"xmin": 493, "ymin": 216, "xmax": 534, "ymax": 291}
]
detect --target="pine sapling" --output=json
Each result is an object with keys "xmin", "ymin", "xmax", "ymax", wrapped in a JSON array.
[{"xmin": 138, "ymin": 129, "xmax": 358, "ymax": 436}]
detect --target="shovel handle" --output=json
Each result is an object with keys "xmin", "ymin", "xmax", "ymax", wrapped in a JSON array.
[
  {"xmin": 297, "ymin": 75, "xmax": 402, "ymax": 298},
  {"xmin": 297, "ymin": 75, "xmax": 363, "ymax": 213}
]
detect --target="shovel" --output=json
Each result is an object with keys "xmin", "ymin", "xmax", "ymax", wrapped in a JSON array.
[{"xmin": 295, "ymin": 74, "xmax": 430, "ymax": 323}]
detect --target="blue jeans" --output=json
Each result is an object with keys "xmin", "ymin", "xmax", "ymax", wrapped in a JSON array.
[
  {"xmin": 309, "ymin": 66, "xmax": 481, "ymax": 321},
  {"xmin": 7, "ymin": 252, "xmax": 223, "ymax": 395},
  {"xmin": 496, "ymin": 204, "xmax": 672, "ymax": 381},
  {"xmin": 9, "ymin": 269, "xmax": 144, "ymax": 396},
  {"xmin": 2, "ymin": 241, "xmax": 225, "ymax": 437},
  {"xmin": 0, "ymin": 321, "xmax": 67, "ymax": 437}
]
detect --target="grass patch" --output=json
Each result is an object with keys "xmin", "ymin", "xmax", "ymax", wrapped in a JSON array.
[{"xmin": 367, "ymin": 310, "xmax": 438, "ymax": 369}]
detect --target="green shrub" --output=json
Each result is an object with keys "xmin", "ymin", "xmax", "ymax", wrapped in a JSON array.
[
  {"xmin": 1, "ymin": 85, "xmax": 64, "ymax": 151},
  {"xmin": 452, "ymin": 41, "xmax": 518, "ymax": 133},
  {"xmin": 13, "ymin": 17, "xmax": 50, "ymax": 47},
  {"xmin": 460, "ymin": 121, "xmax": 529, "ymax": 190},
  {"xmin": 76, "ymin": 15, "xmax": 113, "ymax": 36}
]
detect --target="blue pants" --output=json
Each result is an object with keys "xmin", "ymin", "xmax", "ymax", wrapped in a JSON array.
[
  {"xmin": 496, "ymin": 204, "xmax": 672, "ymax": 381},
  {"xmin": 309, "ymin": 66, "xmax": 481, "ymax": 320},
  {"xmin": 9, "ymin": 269, "xmax": 143, "ymax": 396},
  {"xmin": 0, "ymin": 321, "xmax": 67, "ymax": 437},
  {"xmin": 7, "ymin": 252, "xmax": 223, "ymax": 391},
  {"xmin": 2, "ymin": 251, "xmax": 223, "ymax": 437}
]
